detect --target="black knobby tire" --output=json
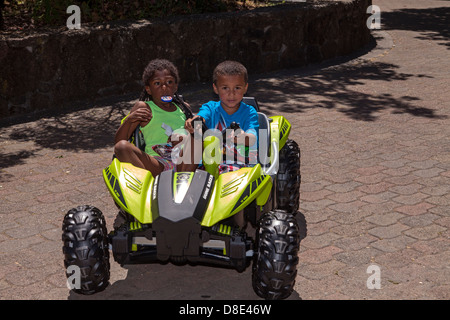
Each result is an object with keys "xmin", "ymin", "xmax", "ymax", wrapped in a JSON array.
[
  {"xmin": 62, "ymin": 205, "xmax": 110, "ymax": 295},
  {"xmin": 276, "ymin": 139, "xmax": 300, "ymax": 213},
  {"xmin": 252, "ymin": 210, "xmax": 300, "ymax": 300}
]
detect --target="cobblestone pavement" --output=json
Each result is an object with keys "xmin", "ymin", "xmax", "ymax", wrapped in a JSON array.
[{"xmin": 0, "ymin": 0, "xmax": 449, "ymax": 300}]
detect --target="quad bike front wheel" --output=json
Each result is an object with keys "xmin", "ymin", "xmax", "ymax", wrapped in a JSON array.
[
  {"xmin": 252, "ymin": 210, "xmax": 300, "ymax": 300},
  {"xmin": 276, "ymin": 139, "xmax": 300, "ymax": 213},
  {"xmin": 62, "ymin": 205, "xmax": 110, "ymax": 295}
]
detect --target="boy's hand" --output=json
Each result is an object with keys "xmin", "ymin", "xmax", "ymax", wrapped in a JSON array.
[
  {"xmin": 128, "ymin": 106, "xmax": 152, "ymax": 127},
  {"xmin": 185, "ymin": 115, "xmax": 204, "ymax": 134},
  {"xmin": 168, "ymin": 132, "xmax": 186, "ymax": 148}
]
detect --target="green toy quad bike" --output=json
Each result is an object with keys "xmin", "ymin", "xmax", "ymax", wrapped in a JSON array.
[{"xmin": 62, "ymin": 97, "xmax": 301, "ymax": 300}]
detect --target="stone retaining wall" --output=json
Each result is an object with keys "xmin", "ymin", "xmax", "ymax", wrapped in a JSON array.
[{"xmin": 0, "ymin": 0, "xmax": 372, "ymax": 118}]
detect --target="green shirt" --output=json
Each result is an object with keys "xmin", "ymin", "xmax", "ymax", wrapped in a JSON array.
[{"xmin": 140, "ymin": 100, "xmax": 186, "ymax": 157}]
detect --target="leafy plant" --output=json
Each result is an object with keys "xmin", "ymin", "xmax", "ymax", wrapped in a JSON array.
[{"xmin": 1, "ymin": 0, "xmax": 281, "ymax": 30}]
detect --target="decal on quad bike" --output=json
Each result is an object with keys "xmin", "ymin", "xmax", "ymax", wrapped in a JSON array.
[
  {"xmin": 123, "ymin": 167, "xmax": 143, "ymax": 194},
  {"xmin": 152, "ymin": 170, "xmax": 214, "ymax": 223},
  {"xmin": 280, "ymin": 120, "xmax": 289, "ymax": 139},
  {"xmin": 152, "ymin": 175, "xmax": 159, "ymax": 201},
  {"xmin": 220, "ymin": 172, "xmax": 248, "ymax": 198},
  {"xmin": 230, "ymin": 174, "xmax": 267, "ymax": 213},
  {"xmin": 203, "ymin": 174, "xmax": 214, "ymax": 200},
  {"xmin": 173, "ymin": 172, "xmax": 194, "ymax": 203},
  {"xmin": 104, "ymin": 167, "xmax": 127, "ymax": 209},
  {"xmin": 129, "ymin": 221, "xmax": 142, "ymax": 231}
]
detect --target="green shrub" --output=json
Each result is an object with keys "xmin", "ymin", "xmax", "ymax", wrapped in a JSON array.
[{"xmin": 2, "ymin": 0, "xmax": 279, "ymax": 29}]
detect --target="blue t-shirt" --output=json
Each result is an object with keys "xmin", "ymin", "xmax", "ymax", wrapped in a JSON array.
[{"xmin": 197, "ymin": 100, "xmax": 259, "ymax": 145}]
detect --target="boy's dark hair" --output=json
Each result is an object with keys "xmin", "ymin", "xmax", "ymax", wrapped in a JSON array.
[
  {"xmin": 213, "ymin": 61, "xmax": 248, "ymax": 84},
  {"xmin": 139, "ymin": 59, "xmax": 180, "ymax": 101},
  {"xmin": 139, "ymin": 59, "xmax": 193, "ymax": 119}
]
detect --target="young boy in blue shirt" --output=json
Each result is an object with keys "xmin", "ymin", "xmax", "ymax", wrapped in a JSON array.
[{"xmin": 185, "ymin": 61, "xmax": 259, "ymax": 173}]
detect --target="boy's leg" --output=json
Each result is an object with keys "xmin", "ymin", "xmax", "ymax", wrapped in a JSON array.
[{"xmin": 114, "ymin": 140, "xmax": 164, "ymax": 176}]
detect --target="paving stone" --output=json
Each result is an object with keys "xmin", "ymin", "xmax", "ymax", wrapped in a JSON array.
[
  {"xmin": 333, "ymin": 234, "xmax": 378, "ymax": 251},
  {"xmin": 300, "ymin": 233, "xmax": 342, "ymax": 250},
  {"xmin": 301, "ymin": 181, "xmax": 333, "ymax": 192},
  {"xmin": 301, "ymin": 189, "xmax": 334, "ymax": 202},
  {"xmin": 409, "ymin": 160, "xmax": 439, "ymax": 169},
  {"xmin": 297, "ymin": 260, "xmax": 347, "ymax": 281},
  {"xmin": 334, "ymin": 248, "xmax": 384, "ymax": 267},
  {"xmin": 307, "ymin": 220, "xmax": 339, "ymax": 236},
  {"xmin": 393, "ymin": 192, "xmax": 430, "ymax": 205},
  {"xmin": 355, "ymin": 166, "xmax": 387, "ymax": 176},
  {"xmin": 389, "ymin": 183, "xmax": 423, "ymax": 195},
  {"xmin": 360, "ymin": 191, "xmax": 397, "ymax": 204},
  {"xmin": 413, "ymin": 168, "xmax": 445, "ymax": 178},
  {"xmin": 298, "ymin": 246, "xmax": 343, "ymax": 264},
  {"xmin": 354, "ymin": 173, "xmax": 388, "ymax": 184},
  {"xmin": 330, "ymin": 221, "xmax": 376, "ymax": 237},
  {"xmin": 370, "ymin": 235, "xmax": 417, "ymax": 253},
  {"xmin": 301, "ymin": 199, "xmax": 335, "ymax": 212},
  {"xmin": 328, "ymin": 201, "xmax": 366, "ymax": 214},
  {"xmin": 325, "ymin": 181, "xmax": 362, "ymax": 193},
  {"xmin": 368, "ymin": 224, "xmax": 410, "ymax": 239},
  {"xmin": 326, "ymin": 190, "xmax": 366, "ymax": 203},
  {"xmin": 399, "ymin": 213, "xmax": 440, "ymax": 227},
  {"xmin": 410, "ymin": 238, "xmax": 449, "ymax": 255},
  {"xmin": 403, "ymin": 225, "xmax": 447, "ymax": 240},
  {"xmin": 384, "ymin": 174, "xmax": 420, "ymax": 186},
  {"xmin": 373, "ymin": 248, "xmax": 423, "ymax": 269},
  {"xmin": 424, "ymin": 195, "xmax": 450, "ymax": 206},
  {"xmin": 365, "ymin": 212, "xmax": 405, "ymax": 226},
  {"xmin": 329, "ymin": 209, "xmax": 375, "ymax": 225},
  {"xmin": 421, "ymin": 184, "xmax": 450, "ymax": 196},
  {"xmin": 395, "ymin": 202, "xmax": 435, "ymax": 216},
  {"xmin": 357, "ymin": 182, "xmax": 394, "ymax": 194},
  {"xmin": 434, "ymin": 217, "xmax": 450, "ymax": 228}
]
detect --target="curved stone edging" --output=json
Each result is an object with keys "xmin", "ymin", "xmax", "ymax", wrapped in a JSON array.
[{"xmin": 0, "ymin": 0, "xmax": 372, "ymax": 118}]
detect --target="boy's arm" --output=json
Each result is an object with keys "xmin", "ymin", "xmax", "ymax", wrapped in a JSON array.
[
  {"xmin": 184, "ymin": 103, "xmax": 212, "ymax": 134},
  {"xmin": 185, "ymin": 115, "xmax": 205, "ymax": 134},
  {"xmin": 114, "ymin": 101, "xmax": 152, "ymax": 143}
]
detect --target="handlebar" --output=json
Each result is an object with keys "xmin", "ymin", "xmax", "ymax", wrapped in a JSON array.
[{"xmin": 222, "ymin": 121, "xmax": 241, "ymax": 142}]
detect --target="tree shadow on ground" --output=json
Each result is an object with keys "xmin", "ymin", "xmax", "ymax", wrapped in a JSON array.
[
  {"xmin": 0, "ymin": 95, "xmax": 133, "ymax": 180},
  {"xmin": 382, "ymin": 6, "xmax": 450, "ymax": 49},
  {"xmin": 4, "ymin": 99, "xmax": 130, "ymax": 151},
  {"xmin": 250, "ymin": 57, "xmax": 445, "ymax": 121}
]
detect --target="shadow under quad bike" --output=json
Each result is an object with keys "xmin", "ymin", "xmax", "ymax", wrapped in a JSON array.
[{"xmin": 62, "ymin": 97, "xmax": 301, "ymax": 300}]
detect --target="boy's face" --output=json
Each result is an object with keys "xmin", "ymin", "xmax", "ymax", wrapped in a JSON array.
[
  {"xmin": 145, "ymin": 69, "xmax": 178, "ymax": 107},
  {"xmin": 213, "ymin": 74, "xmax": 248, "ymax": 114}
]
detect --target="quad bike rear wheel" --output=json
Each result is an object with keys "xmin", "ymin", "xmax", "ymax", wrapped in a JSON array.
[
  {"xmin": 276, "ymin": 139, "xmax": 300, "ymax": 213},
  {"xmin": 62, "ymin": 205, "xmax": 110, "ymax": 295},
  {"xmin": 252, "ymin": 210, "xmax": 300, "ymax": 300}
]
